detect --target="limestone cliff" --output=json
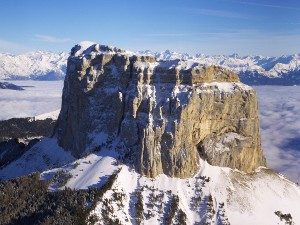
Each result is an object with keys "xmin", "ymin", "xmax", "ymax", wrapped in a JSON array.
[{"xmin": 55, "ymin": 42, "xmax": 266, "ymax": 178}]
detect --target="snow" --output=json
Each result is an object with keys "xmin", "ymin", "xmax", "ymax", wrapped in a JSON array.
[
  {"xmin": 73, "ymin": 42, "xmax": 134, "ymax": 58},
  {"xmin": 42, "ymin": 148, "xmax": 119, "ymax": 190},
  {"xmin": 201, "ymin": 82, "xmax": 253, "ymax": 93},
  {"xmin": 38, "ymin": 148, "xmax": 300, "ymax": 224},
  {"xmin": 0, "ymin": 48, "xmax": 299, "ymax": 81},
  {"xmin": 134, "ymin": 61, "xmax": 159, "ymax": 71},
  {"xmin": 172, "ymin": 85, "xmax": 193, "ymax": 106},
  {"xmin": 35, "ymin": 109, "xmax": 60, "ymax": 120},
  {"xmin": 136, "ymin": 49, "xmax": 190, "ymax": 61},
  {"xmin": 0, "ymin": 51, "xmax": 67, "ymax": 80},
  {"xmin": 87, "ymin": 131, "xmax": 109, "ymax": 152},
  {"xmin": 203, "ymin": 82, "xmax": 236, "ymax": 93},
  {"xmin": 223, "ymin": 132, "xmax": 246, "ymax": 143},
  {"xmin": 0, "ymin": 137, "xmax": 74, "ymax": 180},
  {"xmin": 137, "ymin": 50, "xmax": 300, "ymax": 81},
  {"xmin": 74, "ymin": 41, "xmax": 96, "ymax": 56}
]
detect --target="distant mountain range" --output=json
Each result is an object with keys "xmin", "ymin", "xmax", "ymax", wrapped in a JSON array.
[
  {"xmin": 0, "ymin": 51, "xmax": 68, "ymax": 80},
  {"xmin": 137, "ymin": 50, "xmax": 300, "ymax": 85},
  {"xmin": 1, "ymin": 50, "xmax": 299, "ymax": 85}
]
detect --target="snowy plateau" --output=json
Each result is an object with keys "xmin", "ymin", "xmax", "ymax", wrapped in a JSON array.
[
  {"xmin": 1, "ymin": 49, "xmax": 300, "ymax": 85},
  {"xmin": 0, "ymin": 43, "xmax": 300, "ymax": 225}
]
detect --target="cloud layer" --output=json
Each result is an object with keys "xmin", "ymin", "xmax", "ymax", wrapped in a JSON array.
[
  {"xmin": 0, "ymin": 80, "xmax": 63, "ymax": 120},
  {"xmin": 255, "ymin": 86, "xmax": 300, "ymax": 183}
]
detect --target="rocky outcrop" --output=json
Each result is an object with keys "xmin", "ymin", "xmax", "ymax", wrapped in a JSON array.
[{"xmin": 55, "ymin": 42, "xmax": 266, "ymax": 178}]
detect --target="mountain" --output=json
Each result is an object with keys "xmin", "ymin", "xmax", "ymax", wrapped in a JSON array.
[
  {"xmin": 0, "ymin": 81, "xmax": 25, "ymax": 90},
  {"xmin": 137, "ymin": 50, "xmax": 300, "ymax": 85},
  {"xmin": 0, "ymin": 51, "xmax": 68, "ymax": 80},
  {"xmin": 1, "ymin": 42, "xmax": 299, "ymax": 224},
  {"xmin": 1, "ymin": 49, "xmax": 299, "ymax": 84},
  {"xmin": 56, "ymin": 42, "xmax": 265, "ymax": 178},
  {"xmin": 136, "ymin": 49, "xmax": 190, "ymax": 61}
]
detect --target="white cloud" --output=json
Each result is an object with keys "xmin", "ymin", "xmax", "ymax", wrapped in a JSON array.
[{"xmin": 35, "ymin": 34, "xmax": 71, "ymax": 43}]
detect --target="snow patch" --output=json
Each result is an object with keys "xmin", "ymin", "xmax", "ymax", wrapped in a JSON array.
[
  {"xmin": 202, "ymin": 82, "xmax": 253, "ymax": 93},
  {"xmin": 35, "ymin": 109, "xmax": 60, "ymax": 120},
  {"xmin": 76, "ymin": 41, "xmax": 97, "ymax": 56},
  {"xmin": 0, "ymin": 138, "xmax": 74, "ymax": 180}
]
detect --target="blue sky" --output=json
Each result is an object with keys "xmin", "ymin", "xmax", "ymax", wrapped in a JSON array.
[{"xmin": 0, "ymin": 0, "xmax": 299, "ymax": 56}]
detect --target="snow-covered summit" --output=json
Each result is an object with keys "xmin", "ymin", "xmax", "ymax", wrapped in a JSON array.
[
  {"xmin": 71, "ymin": 41, "xmax": 133, "ymax": 57},
  {"xmin": 136, "ymin": 49, "xmax": 190, "ymax": 60}
]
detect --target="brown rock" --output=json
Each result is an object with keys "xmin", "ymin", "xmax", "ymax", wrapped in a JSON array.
[{"xmin": 55, "ymin": 43, "xmax": 266, "ymax": 178}]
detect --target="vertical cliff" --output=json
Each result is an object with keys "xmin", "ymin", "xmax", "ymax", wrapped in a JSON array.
[{"xmin": 55, "ymin": 42, "xmax": 266, "ymax": 178}]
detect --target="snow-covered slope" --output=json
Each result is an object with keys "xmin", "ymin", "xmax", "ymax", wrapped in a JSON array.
[
  {"xmin": 87, "ymin": 163, "xmax": 300, "ymax": 225},
  {"xmin": 41, "ymin": 147, "xmax": 299, "ymax": 225},
  {"xmin": 1, "ymin": 50, "xmax": 299, "ymax": 84},
  {"xmin": 1, "ymin": 137, "xmax": 299, "ymax": 224},
  {"xmin": 0, "ymin": 51, "xmax": 68, "ymax": 80},
  {"xmin": 0, "ymin": 138, "xmax": 74, "ymax": 179},
  {"xmin": 34, "ymin": 109, "xmax": 60, "ymax": 120}
]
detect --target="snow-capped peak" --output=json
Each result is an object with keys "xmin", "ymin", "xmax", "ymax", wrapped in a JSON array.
[
  {"xmin": 0, "ymin": 47, "xmax": 300, "ymax": 84},
  {"xmin": 0, "ymin": 50, "xmax": 68, "ymax": 80}
]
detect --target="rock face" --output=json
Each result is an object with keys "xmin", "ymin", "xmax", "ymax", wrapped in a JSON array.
[{"xmin": 55, "ymin": 42, "xmax": 266, "ymax": 178}]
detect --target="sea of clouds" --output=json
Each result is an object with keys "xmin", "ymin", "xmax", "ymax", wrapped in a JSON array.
[
  {"xmin": 0, "ymin": 81, "xmax": 299, "ymax": 183},
  {"xmin": 0, "ymin": 80, "xmax": 63, "ymax": 120},
  {"xmin": 255, "ymin": 86, "xmax": 300, "ymax": 183}
]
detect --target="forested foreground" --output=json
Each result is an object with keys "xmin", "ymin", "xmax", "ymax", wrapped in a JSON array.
[{"xmin": 0, "ymin": 172, "xmax": 118, "ymax": 225}]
